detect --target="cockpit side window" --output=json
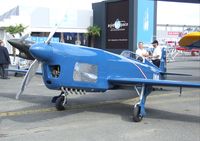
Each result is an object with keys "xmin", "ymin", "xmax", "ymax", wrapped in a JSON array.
[
  {"xmin": 50, "ymin": 65, "xmax": 60, "ymax": 78},
  {"xmin": 73, "ymin": 62, "xmax": 98, "ymax": 83}
]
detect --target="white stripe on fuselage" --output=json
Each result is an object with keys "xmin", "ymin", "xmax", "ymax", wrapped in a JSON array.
[{"xmin": 132, "ymin": 62, "xmax": 147, "ymax": 79}]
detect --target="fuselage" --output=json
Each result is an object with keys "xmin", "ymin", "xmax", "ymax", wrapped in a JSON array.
[{"xmin": 30, "ymin": 43, "xmax": 161, "ymax": 92}]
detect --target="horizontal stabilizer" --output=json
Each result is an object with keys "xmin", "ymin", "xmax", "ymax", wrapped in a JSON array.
[{"xmin": 160, "ymin": 72, "xmax": 192, "ymax": 76}]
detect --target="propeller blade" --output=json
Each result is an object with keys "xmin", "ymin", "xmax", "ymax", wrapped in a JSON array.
[
  {"xmin": 20, "ymin": 34, "xmax": 29, "ymax": 42},
  {"xmin": 6, "ymin": 33, "xmax": 14, "ymax": 39},
  {"xmin": 45, "ymin": 25, "xmax": 58, "ymax": 44},
  {"xmin": 16, "ymin": 59, "xmax": 40, "ymax": 99}
]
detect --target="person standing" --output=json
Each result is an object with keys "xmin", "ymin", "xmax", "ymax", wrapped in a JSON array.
[
  {"xmin": 0, "ymin": 40, "xmax": 11, "ymax": 79},
  {"xmin": 151, "ymin": 40, "xmax": 162, "ymax": 67},
  {"xmin": 136, "ymin": 42, "xmax": 149, "ymax": 58}
]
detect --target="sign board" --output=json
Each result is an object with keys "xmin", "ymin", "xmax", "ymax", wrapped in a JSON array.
[
  {"xmin": 137, "ymin": 0, "xmax": 154, "ymax": 44},
  {"xmin": 106, "ymin": 0, "xmax": 129, "ymax": 49},
  {"xmin": 168, "ymin": 31, "xmax": 181, "ymax": 35}
]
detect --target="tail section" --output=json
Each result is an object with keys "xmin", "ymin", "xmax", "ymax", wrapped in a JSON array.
[{"xmin": 159, "ymin": 48, "xmax": 167, "ymax": 73}]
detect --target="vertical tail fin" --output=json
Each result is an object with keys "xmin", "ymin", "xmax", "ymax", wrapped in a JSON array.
[{"xmin": 160, "ymin": 48, "xmax": 167, "ymax": 73}]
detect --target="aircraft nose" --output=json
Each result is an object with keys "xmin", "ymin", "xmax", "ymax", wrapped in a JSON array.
[{"xmin": 29, "ymin": 44, "xmax": 53, "ymax": 61}]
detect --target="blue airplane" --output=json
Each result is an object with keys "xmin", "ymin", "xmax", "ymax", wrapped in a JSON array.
[{"xmin": 8, "ymin": 32, "xmax": 200, "ymax": 122}]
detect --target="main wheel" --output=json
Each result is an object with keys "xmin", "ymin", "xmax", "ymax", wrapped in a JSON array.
[
  {"xmin": 132, "ymin": 104, "xmax": 143, "ymax": 122},
  {"xmin": 51, "ymin": 96, "xmax": 59, "ymax": 103},
  {"xmin": 55, "ymin": 96, "xmax": 66, "ymax": 111},
  {"xmin": 52, "ymin": 92, "xmax": 65, "ymax": 103}
]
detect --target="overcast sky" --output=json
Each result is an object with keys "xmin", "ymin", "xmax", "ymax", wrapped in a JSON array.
[{"xmin": 0, "ymin": 0, "xmax": 199, "ymax": 25}]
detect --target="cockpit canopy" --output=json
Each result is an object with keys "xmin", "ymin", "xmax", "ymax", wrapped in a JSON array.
[{"xmin": 120, "ymin": 50, "xmax": 145, "ymax": 63}]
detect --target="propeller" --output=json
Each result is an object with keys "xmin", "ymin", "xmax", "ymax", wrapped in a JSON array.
[
  {"xmin": 16, "ymin": 26, "xmax": 58, "ymax": 99},
  {"xmin": 20, "ymin": 33, "xmax": 30, "ymax": 42},
  {"xmin": 45, "ymin": 24, "xmax": 58, "ymax": 44},
  {"xmin": 16, "ymin": 60, "xmax": 39, "ymax": 99}
]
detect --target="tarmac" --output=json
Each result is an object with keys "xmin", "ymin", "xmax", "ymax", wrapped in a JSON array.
[{"xmin": 0, "ymin": 54, "xmax": 199, "ymax": 141}]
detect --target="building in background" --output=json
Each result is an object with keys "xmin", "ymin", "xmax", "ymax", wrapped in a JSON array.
[
  {"xmin": 157, "ymin": 24, "xmax": 200, "ymax": 46},
  {"xmin": 0, "ymin": 5, "xmax": 92, "ymax": 53}
]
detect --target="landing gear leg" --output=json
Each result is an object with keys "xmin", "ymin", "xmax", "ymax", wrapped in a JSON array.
[
  {"xmin": 53, "ymin": 87, "xmax": 68, "ymax": 111},
  {"xmin": 133, "ymin": 84, "xmax": 152, "ymax": 122}
]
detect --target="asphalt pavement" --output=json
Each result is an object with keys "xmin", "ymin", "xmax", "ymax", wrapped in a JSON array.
[{"xmin": 0, "ymin": 55, "xmax": 199, "ymax": 141}]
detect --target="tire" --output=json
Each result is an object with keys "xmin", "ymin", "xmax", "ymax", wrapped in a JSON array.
[
  {"xmin": 132, "ymin": 104, "xmax": 143, "ymax": 122},
  {"xmin": 55, "ymin": 96, "xmax": 66, "ymax": 111}
]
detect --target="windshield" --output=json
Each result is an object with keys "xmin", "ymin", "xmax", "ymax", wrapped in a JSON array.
[{"xmin": 120, "ymin": 50, "xmax": 145, "ymax": 63}]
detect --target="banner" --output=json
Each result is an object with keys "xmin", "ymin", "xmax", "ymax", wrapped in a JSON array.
[{"xmin": 106, "ymin": 0, "xmax": 129, "ymax": 49}]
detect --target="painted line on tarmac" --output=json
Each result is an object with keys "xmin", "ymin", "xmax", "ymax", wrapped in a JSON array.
[
  {"xmin": 0, "ymin": 99, "xmax": 135, "ymax": 118},
  {"xmin": 0, "ymin": 107, "xmax": 57, "ymax": 117},
  {"xmin": 0, "ymin": 89, "xmax": 199, "ymax": 117}
]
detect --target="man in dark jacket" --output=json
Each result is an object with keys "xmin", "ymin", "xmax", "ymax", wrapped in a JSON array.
[{"xmin": 0, "ymin": 40, "xmax": 11, "ymax": 79}]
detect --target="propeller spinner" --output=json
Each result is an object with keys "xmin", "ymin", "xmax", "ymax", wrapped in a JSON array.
[{"xmin": 7, "ymin": 34, "xmax": 35, "ymax": 60}]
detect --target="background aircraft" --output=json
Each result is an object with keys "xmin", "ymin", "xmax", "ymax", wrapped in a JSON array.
[
  {"xmin": 8, "ymin": 31, "xmax": 200, "ymax": 122},
  {"xmin": 179, "ymin": 31, "xmax": 200, "ymax": 49},
  {"xmin": 178, "ymin": 31, "xmax": 200, "ymax": 56}
]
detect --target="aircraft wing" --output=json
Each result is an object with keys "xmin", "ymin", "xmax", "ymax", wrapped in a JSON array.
[
  {"xmin": 7, "ymin": 68, "xmax": 42, "ymax": 75},
  {"xmin": 108, "ymin": 77, "xmax": 200, "ymax": 88}
]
